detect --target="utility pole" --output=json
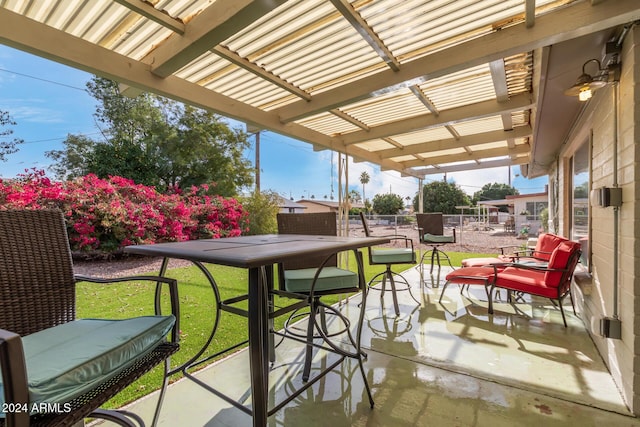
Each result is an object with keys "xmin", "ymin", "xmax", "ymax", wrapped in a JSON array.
[
  {"xmin": 246, "ymin": 125, "xmax": 261, "ymax": 193},
  {"xmin": 255, "ymin": 130, "xmax": 260, "ymax": 192}
]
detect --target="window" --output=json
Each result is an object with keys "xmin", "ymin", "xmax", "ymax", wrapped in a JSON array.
[
  {"xmin": 570, "ymin": 141, "xmax": 589, "ymax": 267},
  {"xmin": 524, "ymin": 201, "xmax": 549, "ymax": 221}
]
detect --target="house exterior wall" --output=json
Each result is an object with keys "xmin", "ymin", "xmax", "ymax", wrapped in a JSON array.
[
  {"xmin": 295, "ymin": 201, "xmax": 336, "ymax": 213},
  {"xmin": 550, "ymin": 25, "xmax": 640, "ymax": 413},
  {"xmin": 279, "ymin": 206, "xmax": 305, "ymax": 213},
  {"xmin": 511, "ymin": 194, "xmax": 547, "ymax": 236}
]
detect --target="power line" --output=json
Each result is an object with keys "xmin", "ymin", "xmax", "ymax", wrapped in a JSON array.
[
  {"xmin": 12, "ymin": 132, "xmax": 102, "ymax": 145},
  {"xmin": 0, "ymin": 67, "xmax": 87, "ymax": 92}
]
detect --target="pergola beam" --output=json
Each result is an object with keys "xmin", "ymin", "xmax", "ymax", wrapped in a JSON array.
[
  {"xmin": 112, "ymin": 0, "xmax": 185, "ymax": 34},
  {"xmin": 341, "ymin": 93, "xmax": 533, "ymax": 145},
  {"xmin": 146, "ymin": 0, "xmax": 287, "ymax": 78},
  {"xmin": 402, "ymin": 144, "xmax": 530, "ymax": 168},
  {"xmin": 276, "ymin": 0, "xmax": 640, "ymax": 123},
  {"xmin": 330, "ymin": 0, "xmax": 401, "ymax": 71},
  {"xmin": 212, "ymin": 45, "xmax": 311, "ymax": 101},
  {"xmin": 377, "ymin": 126, "xmax": 532, "ymax": 159},
  {"xmin": 415, "ymin": 156, "xmax": 530, "ymax": 176},
  {"xmin": 525, "ymin": 0, "xmax": 536, "ymax": 28}
]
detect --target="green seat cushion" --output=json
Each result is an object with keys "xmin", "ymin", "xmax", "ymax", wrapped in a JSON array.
[
  {"xmin": 0, "ymin": 315, "xmax": 175, "ymax": 414},
  {"xmin": 284, "ymin": 267, "xmax": 358, "ymax": 293},
  {"xmin": 371, "ymin": 248, "xmax": 415, "ymax": 264},
  {"xmin": 423, "ymin": 233, "xmax": 454, "ymax": 243}
]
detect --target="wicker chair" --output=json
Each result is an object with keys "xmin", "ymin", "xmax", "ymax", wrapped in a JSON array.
[
  {"xmin": 0, "ymin": 209, "xmax": 179, "ymax": 427},
  {"xmin": 416, "ymin": 213, "xmax": 456, "ymax": 282},
  {"xmin": 274, "ymin": 213, "xmax": 373, "ymax": 407}
]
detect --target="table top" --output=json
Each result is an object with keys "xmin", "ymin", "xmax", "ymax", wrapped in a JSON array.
[{"xmin": 124, "ymin": 234, "xmax": 390, "ymax": 269}]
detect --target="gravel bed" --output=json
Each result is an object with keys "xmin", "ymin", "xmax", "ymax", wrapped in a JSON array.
[{"xmin": 74, "ymin": 225, "xmax": 527, "ymax": 278}]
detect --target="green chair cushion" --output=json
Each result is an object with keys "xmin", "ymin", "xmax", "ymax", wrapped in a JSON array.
[
  {"xmin": 0, "ymin": 315, "xmax": 175, "ymax": 414},
  {"xmin": 371, "ymin": 248, "xmax": 415, "ymax": 264},
  {"xmin": 423, "ymin": 233, "xmax": 454, "ymax": 243},
  {"xmin": 284, "ymin": 266, "xmax": 359, "ymax": 293}
]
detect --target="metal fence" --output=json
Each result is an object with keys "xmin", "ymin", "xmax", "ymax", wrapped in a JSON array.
[{"xmin": 350, "ymin": 213, "xmax": 543, "ymax": 238}]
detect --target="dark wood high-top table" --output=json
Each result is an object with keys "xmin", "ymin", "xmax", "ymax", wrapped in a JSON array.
[{"xmin": 125, "ymin": 234, "xmax": 389, "ymax": 427}]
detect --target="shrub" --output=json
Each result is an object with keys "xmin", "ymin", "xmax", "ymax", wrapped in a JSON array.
[
  {"xmin": 0, "ymin": 169, "xmax": 249, "ymax": 256},
  {"xmin": 238, "ymin": 190, "xmax": 280, "ymax": 235}
]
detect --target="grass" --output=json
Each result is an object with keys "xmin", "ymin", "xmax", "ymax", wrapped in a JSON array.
[{"xmin": 76, "ymin": 249, "xmax": 498, "ymax": 408}]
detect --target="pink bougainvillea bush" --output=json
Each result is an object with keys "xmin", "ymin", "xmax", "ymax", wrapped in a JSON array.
[{"xmin": 0, "ymin": 169, "xmax": 249, "ymax": 256}]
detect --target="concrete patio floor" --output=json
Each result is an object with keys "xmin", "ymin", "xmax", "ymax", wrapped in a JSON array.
[{"xmin": 117, "ymin": 266, "xmax": 639, "ymax": 426}]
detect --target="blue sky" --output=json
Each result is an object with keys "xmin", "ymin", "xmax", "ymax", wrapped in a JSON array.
[{"xmin": 0, "ymin": 45, "xmax": 548, "ymax": 200}]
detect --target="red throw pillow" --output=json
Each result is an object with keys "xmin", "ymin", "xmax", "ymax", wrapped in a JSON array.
[
  {"xmin": 535, "ymin": 233, "xmax": 568, "ymax": 261},
  {"xmin": 544, "ymin": 241, "xmax": 580, "ymax": 286}
]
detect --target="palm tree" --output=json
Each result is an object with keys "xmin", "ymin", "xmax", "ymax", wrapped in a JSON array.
[{"xmin": 360, "ymin": 171, "xmax": 370, "ymax": 201}]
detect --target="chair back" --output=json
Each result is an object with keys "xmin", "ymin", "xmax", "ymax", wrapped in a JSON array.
[
  {"xmin": 534, "ymin": 233, "xmax": 568, "ymax": 261},
  {"xmin": 416, "ymin": 213, "xmax": 444, "ymax": 238},
  {"xmin": 359, "ymin": 212, "xmax": 372, "ymax": 237},
  {"xmin": 544, "ymin": 240, "xmax": 582, "ymax": 289},
  {"xmin": 416, "ymin": 213, "xmax": 456, "ymax": 244},
  {"xmin": 277, "ymin": 212, "xmax": 338, "ymax": 270},
  {"xmin": 0, "ymin": 209, "xmax": 76, "ymax": 336}
]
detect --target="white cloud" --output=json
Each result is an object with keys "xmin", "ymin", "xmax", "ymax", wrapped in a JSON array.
[
  {"xmin": 446, "ymin": 167, "xmax": 513, "ymax": 195},
  {"xmin": 8, "ymin": 105, "xmax": 65, "ymax": 124},
  {"xmin": 347, "ymin": 160, "xmax": 418, "ymax": 201},
  {"xmin": 345, "ymin": 163, "xmax": 524, "ymax": 201}
]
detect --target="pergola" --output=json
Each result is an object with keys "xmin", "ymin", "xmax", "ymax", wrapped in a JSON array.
[
  {"xmin": 1, "ymin": 0, "xmax": 638, "ymax": 177},
  {"xmin": 3, "ymin": 2, "xmax": 640, "ymax": 423}
]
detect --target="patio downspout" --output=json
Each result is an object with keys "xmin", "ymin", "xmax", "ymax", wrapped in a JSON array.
[
  {"xmin": 612, "ymin": 79, "xmax": 620, "ymax": 323},
  {"xmin": 610, "ymin": 24, "xmax": 628, "ymax": 332},
  {"xmin": 600, "ymin": 74, "xmax": 622, "ymax": 339}
]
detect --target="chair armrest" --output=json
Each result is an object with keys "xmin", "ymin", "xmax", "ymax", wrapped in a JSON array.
[
  {"xmin": 74, "ymin": 275, "xmax": 180, "ymax": 344},
  {"xmin": 376, "ymin": 233, "xmax": 409, "ymax": 239},
  {"xmin": 499, "ymin": 245, "xmax": 528, "ymax": 255},
  {"xmin": 531, "ymin": 250, "xmax": 553, "ymax": 258},
  {"xmin": 0, "ymin": 328, "xmax": 30, "ymax": 427},
  {"xmin": 492, "ymin": 262, "xmax": 566, "ymax": 275},
  {"xmin": 386, "ymin": 235, "xmax": 414, "ymax": 249},
  {"xmin": 367, "ymin": 234, "xmax": 414, "ymax": 249},
  {"xmin": 512, "ymin": 254, "xmax": 549, "ymax": 263}
]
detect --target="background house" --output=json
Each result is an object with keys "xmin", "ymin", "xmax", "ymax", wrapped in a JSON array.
[
  {"xmin": 276, "ymin": 195, "xmax": 306, "ymax": 213},
  {"xmin": 506, "ymin": 190, "xmax": 549, "ymax": 235},
  {"xmin": 295, "ymin": 199, "xmax": 365, "ymax": 214}
]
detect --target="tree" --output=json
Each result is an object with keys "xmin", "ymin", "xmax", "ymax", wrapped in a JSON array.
[
  {"xmin": 349, "ymin": 189, "xmax": 362, "ymax": 203},
  {"xmin": 0, "ymin": 110, "xmax": 24, "ymax": 162},
  {"xmin": 359, "ymin": 171, "xmax": 370, "ymax": 201},
  {"xmin": 472, "ymin": 182, "xmax": 519, "ymax": 211},
  {"xmin": 46, "ymin": 77, "xmax": 253, "ymax": 196},
  {"xmin": 413, "ymin": 181, "xmax": 470, "ymax": 214},
  {"xmin": 46, "ymin": 134, "xmax": 95, "ymax": 178},
  {"xmin": 372, "ymin": 193, "xmax": 405, "ymax": 215}
]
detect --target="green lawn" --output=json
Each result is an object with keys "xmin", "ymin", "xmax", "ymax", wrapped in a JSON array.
[{"xmin": 76, "ymin": 250, "xmax": 497, "ymax": 408}]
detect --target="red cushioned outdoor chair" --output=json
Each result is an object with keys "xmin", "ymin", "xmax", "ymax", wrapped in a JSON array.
[
  {"xmin": 461, "ymin": 232, "xmax": 568, "ymax": 268},
  {"xmin": 498, "ymin": 232, "xmax": 568, "ymax": 264},
  {"xmin": 489, "ymin": 240, "xmax": 582, "ymax": 327}
]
